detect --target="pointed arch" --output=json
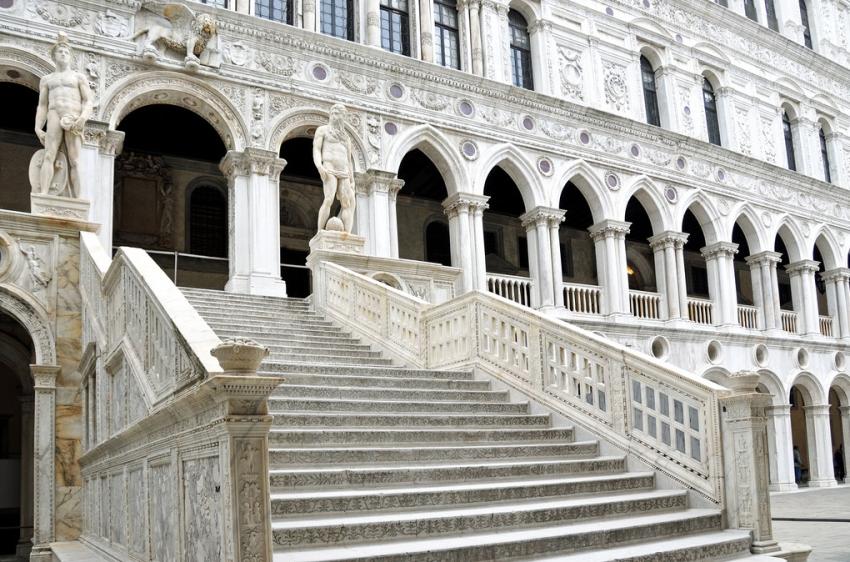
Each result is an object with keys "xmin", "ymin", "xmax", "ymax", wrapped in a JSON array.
[
  {"xmin": 475, "ymin": 143, "xmax": 544, "ymax": 211},
  {"xmin": 383, "ymin": 123, "xmax": 466, "ymax": 196},
  {"xmin": 727, "ymin": 205, "xmax": 768, "ymax": 253},
  {"xmin": 813, "ymin": 228, "xmax": 841, "ymax": 270},
  {"xmin": 789, "ymin": 371, "xmax": 826, "ymax": 405},
  {"xmin": 677, "ymin": 193, "xmax": 721, "ymax": 244},
  {"xmin": 773, "ymin": 218, "xmax": 807, "ymax": 262},
  {"xmin": 552, "ymin": 160, "xmax": 611, "ymax": 223},
  {"xmin": 620, "ymin": 175, "xmax": 671, "ymax": 234},
  {"xmin": 100, "ymin": 71, "xmax": 248, "ymax": 151}
]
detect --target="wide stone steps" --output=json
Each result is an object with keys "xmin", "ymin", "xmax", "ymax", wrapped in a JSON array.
[
  {"xmin": 275, "ymin": 508, "xmax": 723, "ymax": 561},
  {"xmin": 182, "ymin": 289, "xmax": 754, "ymax": 562},
  {"xmin": 270, "ymin": 440, "xmax": 600, "ymax": 465},
  {"xmin": 268, "ymin": 456, "xmax": 629, "ymax": 489},
  {"xmin": 271, "ymin": 412, "xmax": 551, "ymax": 428},
  {"xmin": 268, "ymin": 427, "xmax": 576, "ymax": 446},
  {"xmin": 270, "ymin": 472, "xmax": 656, "ymax": 516}
]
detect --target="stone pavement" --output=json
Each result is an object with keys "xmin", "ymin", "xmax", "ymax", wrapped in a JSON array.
[{"xmin": 771, "ymin": 485, "xmax": 850, "ymax": 561}]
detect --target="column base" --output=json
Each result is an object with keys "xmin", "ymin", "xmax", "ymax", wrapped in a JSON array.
[
  {"xmin": 806, "ymin": 477, "xmax": 838, "ymax": 488},
  {"xmin": 29, "ymin": 544, "xmax": 51, "ymax": 562},
  {"xmin": 30, "ymin": 193, "xmax": 91, "ymax": 221},
  {"xmin": 225, "ymin": 274, "xmax": 288, "ymax": 298},
  {"xmin": 751, "ymin": 539, "xmax": 781, "ymax": 554},
  {"xmin": 769, "ymin": 481, "xmax": 798, "ymax": 492}
]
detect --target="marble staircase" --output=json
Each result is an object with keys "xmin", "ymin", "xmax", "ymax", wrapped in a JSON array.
[{"xmin": 181, "ymin": 288, "xmax": 767, "ymax": 562}]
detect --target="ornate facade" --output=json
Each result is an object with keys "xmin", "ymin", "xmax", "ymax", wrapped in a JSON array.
[{"xmin": 0, "ymin": 0, "xmax": 848, "ymax": 559}]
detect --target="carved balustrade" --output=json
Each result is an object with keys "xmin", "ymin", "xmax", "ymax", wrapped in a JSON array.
[
  {"xmin": 562, "ymin": 282, "xmax": 602, "ymax": 315},
  {"xmin": 486, "ymin": 273, "xmax": 534, "ymax": 308},
  {"xmin": 687, "ymin": 297, "xmax": 714, "ymax": 325}
]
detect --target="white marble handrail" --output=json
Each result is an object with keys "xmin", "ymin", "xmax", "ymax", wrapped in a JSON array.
[
  {"xmin": 629, "ymin": 290, "xmax": 661, "ymax": 320},
  {"xmin": 819, "ymin": 315, "xmax": 834, "ymax": 337},
  {"xmin": 687, "ymin": 297, "xmax": 713, "ymax": 325},
  {"xmin": 780, "ymin": 310, "xmax": 798, "ymax": 334},
  {"xmin": 486, "ymin": 273, "xmax": 533, "ymax": 307},
  {"xmin": 315, "ymin": 261, "xmax": 728, "ymax": 504},
  {"xmin": 563, "ymin": 282, "xmax": 601, "ymax": 314},
  {"xmin": 737, "ymin": 305, "xmax": 759, "ymax": 329}
]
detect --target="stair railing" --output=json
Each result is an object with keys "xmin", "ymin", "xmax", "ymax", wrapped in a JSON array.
[{"xmin": 314, "ymin": 261, "xmax": 779, "ymax": 552}]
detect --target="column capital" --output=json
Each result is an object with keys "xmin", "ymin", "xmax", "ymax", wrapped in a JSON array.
[
  {"xmin": 83, "ymin": 120, "xmax": 125, "ymax": 156},
  {"xmin": 442, "ymin": 192, "xmax": 490, "ymax": 217},
  {"xmin": 588, "ymin": 219, "xmax": 630, "ymax": 241},
  {"xmin": 30, "ymin": 365, "xmax": 60, "ymax": 390},
  {"xmin": 219, "ymin": 148, "xmax": 286, "ymax": 180},
  {"xmin": 715, "ymin": 86, "xmax": 736, "ymax": 98},
  {"xmin": 700, "ymin": 241, "xmax": 738, "ymax": 260},
  {"xmin": 803, "ymin": 403, "xmax": 831, "ymax": 416},
  {"xmin": 527, "ymin": 19, "xmax": 553, "ymax": 34},
  {"xmin": 821, "ymin": 267, "xmax": 850, "ymax": 282},
  {"xmin": 356, "ymin": 169, "xmax": 405, "ymax": 197},
  {"xmin": 785, "ymin": 259, "xmax": 820, "ymax": 275},
  {"xmin": 839, "ymin": 406, "xmax": 850, "ymax": 415},
  {"xmin": 648, "ymin": 230, "xmax": 689, "ymax": 250},
  {"xmin": 745, "ymin": 250, "xmax": 783, "ymax": 266},
  {"xmin": 765, "ymin": 403, "xmax": 792, "ymax": 415},
  {"xmin": 520, "ymin": 206, "xmax": 565, "ymax": 229}
]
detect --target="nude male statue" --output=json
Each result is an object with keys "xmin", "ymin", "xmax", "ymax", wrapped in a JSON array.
[
  {"xmin": 34, "ymin": 33, "xmax": 93, "ymax": 198},
  {"xmin": 313, "ymin": 104, "xmax": 356, "ymax": 233}
]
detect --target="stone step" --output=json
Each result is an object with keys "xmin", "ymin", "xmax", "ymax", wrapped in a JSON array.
[
  {"xmin": 269, "ymin": 455, "xmax": 627, "ymax": 489},
  {"xmin": 267, "ymin": 355, "xmax": 395, "ymax": 367},
  {"xmin": 270, "ymin": 439, "xmax": 599, "ymax": 465},
  {"xmin": 268, "ymin": 427, "xmax": 575, "ymax": 446},
  {"xmin": 194, "ymin": 308, "xmax": 329, "ymax": 322},
  {"xmin": 261, "ymin": 363, "xmax": 473, "ymax": 381},
  {"xmin": 266, "ymin": 346, "xmax": 385, "ymax": 359},
  {"xmin": 274, "ymin": 385, "xmax": 508, "ymax": 402},
  {"xmin": 271, "ymin": 412, "xmax": 551, "ymax": 429},
  {"xmin": 271, "ymin": 472, "xmax": 656, "ymax": 516},
  {"xmin": 274, "ymin": 373, "xmax": 490, "ymax": 392},
  {"xmin": 263, "ymin": 342, "xmax": 378, "ymax": 354},
  {"xmin": 204, "ymin": 315, "xmax": 341, "ymax": 329},
  {"xmin": 181, "ymin": 288, "xmax": 311, "ymax": 306},
  {"xmin": 268, "ymin": 397, "xmax": 529, "ymax": 415},
  {"xmin": 216, "ymin": 330, "xmax": 364, "ymax": 346},
  {"xmin": 274, "ymin": 508, "xmax": 723, "ymax": 561}
]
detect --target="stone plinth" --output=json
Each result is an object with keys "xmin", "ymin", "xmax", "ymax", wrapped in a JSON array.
[
  {"xmin": 30, "ymin": 194, "xmax": 91, "ymax": 221},
  {"xmin": 308, "ymin": 229, "xmax": 366, "ymax": 255}
]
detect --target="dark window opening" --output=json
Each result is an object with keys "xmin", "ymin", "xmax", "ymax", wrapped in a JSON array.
[
  {"xmin": 820, "ymin": 127, "xmax": 831, "ymax": 183},
  {"xmin": 783, "ymin": 111, "xmax": 797, "ymax": 172},
  {"xmin": 426, "ymin": 222, "xmax": 452, "ymax": 266},
  {"xmin": 381, "ymin": 0, "xmax": 410, "ymax": 55},
  {"xmin": 321, "ymin": 0, "xmax": 354, "ymax": 40},
  {"xmin": 640, "ymin": 55, "xmax": 660, "ymax": 127},
  {"xmin": 189, "ymin": 186, "xmax": 228, "ymax": 258},
  {"xmin": 518, "ymin": 236, "xmax": 529, "ymax": 270},
  {"xmin": 256, "ymin": 0, "xmax": 293, "ymax": 24},
  {"xmin": 484, "ymin": 230, "xmax": 499, "ymax": 258},
  {"xmin": 434, "ymin": 0, "xmax": 460, "ymax": 69},
  {"xmin": 509, "ymin": 10, "xmax": 533, "ymax": 90},
  {"xmin": 703, "ymin": 78, "xmax": 721, "ymax": 146},
  {"xmin": 744, "ymin": 0, "xmax": 758, "ymax": 21},
  {"xmin": 799, "ymin": 0, "xmax": 812, "ymax": 48},
  {"xmin": 765, "ymin": 0, "xmax": 779, "ymax": 30}
]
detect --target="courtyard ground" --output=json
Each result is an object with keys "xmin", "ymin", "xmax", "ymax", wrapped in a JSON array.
[{"xmin": 771, "ymin": 485, "xmax": 850, "ymax": 561}]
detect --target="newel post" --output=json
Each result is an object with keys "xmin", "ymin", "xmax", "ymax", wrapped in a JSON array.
[
  {"xmin": 209, "ymin": 339, "xmax": 282, "ymax": 562},
  {"xmin": 718, "ymin": 371, "xmax": 779, "ymax": 555}
]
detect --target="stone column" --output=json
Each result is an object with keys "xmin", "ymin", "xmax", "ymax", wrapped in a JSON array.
[
  {"xmin": 479, "ymin": 0, "xmax": 503, "ymax": 82},
  {"xmin": 803, "ymin": 404, "xmax": 837, "ymax": 487},
  {"xmin": 648, "ymin": 231, "xmax": 689, "ymax": 320},
  {"xmin": 840, "ymin": 406, "xmax": 850, "ymax": 483},
  {"xmin": 715, "ymin": 87, "xmax": 737, "ymax": 149},
  {"xmin": 81, "ymin": 121, "xmax": 125, "ymax": 253},
  {"xmin": 765, "ymin": 404, "xmax": 798, "ymax": 492},
  {"xmin": 30, "ymin": 365, "xmax": 60, "ymax": 562},
  {"xmin": 745, "ymin": 251, "xmax": 783, "ymax": 331},
  {"xmin": 821, "ymin": 268, "xmax": 850, "ymax": 339},
  {"xmin": 719, "ymin": 371, "xmax": 780, "ymax": 554},
  {"xmin": 443, "ymin": 193, "xmax": 488, "ymax": 293},
  {"xmin": 359, "ymin": 170, "xmax": 404, "ymax": 258},
  {"xmin": 527, "ymin": 21, "xmax": 552, "ymax": 94},
  {"xmin": 793, "ymin": 115, "xmax": 819, "ymax": 177},
  {"xmin": 303, "ymin": 0, "xmax": 317, "ymax": 31},
  {"xmin": 367, "ymin": 0, "xmax": 382, "ymax": 47},
  {"xmin": 466, "ymin": 0, "xmax": 484, "ymax": 75},
  {"xmin": 419, "ymin": 0, "xmax": 435, "ymax": 62},
  {"xmin": 825, "ymin": 132, "xmax": 847, "ymax": 187},
  {"xmin": 589, "ymin": 220, "xmax": 631, "ymax": 317},
  {"xmin": 785, "ymin": 260, "xmax": 821, "ymax": 336},
  {"xmin": 17, "ymin": 397, "xmax": 33, "ymax": 557},
  {"xmin": 700, "ymin": 242, "xmax": 739, "ymax": 326},
  {"xmin": 655, "ymin": 67, "xmax": 679, "ymax": 131},
  {"xmin": 220, "ymin": 149, "xmax": 288, "ymax": 298},
  {"xmin": 549, "ymin": 212, "xmax": 566, "ymax": 308},
  {"xmin": 354, "ymin": 177, "xmax": 371, "ymax": 243},
  {"xmin": 520, "ymin": 207, "xmax": 564, "ymax": 311}
]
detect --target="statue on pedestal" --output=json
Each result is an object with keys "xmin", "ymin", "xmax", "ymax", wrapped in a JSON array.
[
  {"xmin": 313, "ymin": 104, "xmax": 356, "ymax": 233},
  {"xmin": 31, "ymin": 33, "xmax": 93, "ymax": 198}
]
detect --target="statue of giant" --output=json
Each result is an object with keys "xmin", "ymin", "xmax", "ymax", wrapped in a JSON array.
[{"xmin": 313, "ymin": 104, "xmax": 356, "ymax": 233}]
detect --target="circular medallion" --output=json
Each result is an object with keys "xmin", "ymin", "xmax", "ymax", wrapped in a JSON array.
[
  {"xmin": 537, "ymin": 157, "xmax": 553, "ymax": 176},
  {"xmin": 676, "ymin": 156, "xmax": 686, "ymax": 170},
  {"xmin": 630, "ymin": 144, "xmax": 641, "ymax": 157},
  {"xmin": 6, "ymin": 69, "xmax": 20, "ymax": 79},
  {"xmin": 384, "ymin": 122, "xmax": 398, "ymax": 135},
  {"xmin": 522, "ymin": 116, "xmax": 535, "ymax": 131},
  {"xmin": 311, "ymin": 64, "xmax": 328, "ymax": 81},
  {"xmin": 605, "ymin": 6, "xmax": 614, "ymax": 15},
  {"xmin": 716, "ymin": 168, "xmax": 726, "ymax": 182},
  {"xmin": 389, "ymin": 83, "xmax": 404, "ymax": 99},
  {"xmin": 458, "ymin": 100, "xmax": 474, "ymax": 117},
  {"xmin": 460, "ymin": 140, "xmax": 478, "ymax": 160},
  {"xmin": 579, "ymin": 131, "xmax": 591, "ymax": 145},
  {"xmin": 664, "ymin": 186, "xmax": 678, "ymax": 203},
  {"xmin": 604, "ymin": 171, "xmax": 620, "ymax": 191}
]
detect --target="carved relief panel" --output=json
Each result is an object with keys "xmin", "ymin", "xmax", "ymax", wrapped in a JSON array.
[{"xmin": 114, "ymin": 152, "xmax": 175, "ymax": 249}]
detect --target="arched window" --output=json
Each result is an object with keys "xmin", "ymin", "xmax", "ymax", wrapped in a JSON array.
[
  {"xmin": 820, "ymin": 126, "xmax": 832, "ymax": 183},
  {"xmin": 765, "ymin": 0, "xmax": 779, "ymax": 30},
  {"xmin": 508, "ymin": 10, "xmax": 533, "ymax": 90},
  {"xmin": 321, "ymin": 0, "xmax": 354, "ymax": 40},
  {"xmin": 256, "ymin": 0, "xmax": 293, "ymax": 24},
  {"xmin": 782, "ymin": 110, "xmax": 797, "ymax": 171},
  {"xmin": 744, "ymin": 0, "xmax": 758, "ymax": 21},
  {"xmin": 425, "ymin": 221, "xmax": 452, "ymax": 266},
  {"xmin": 799, "ymin": 0, "xmax": 812, "ymax": 48},
  {"xmin": 702, "ymin": 78, "xmax": 721, "ymax": 146},
  {"xmin": 640, "ymin": 55, "xmax": 660, "ymax": 127},
  {"xmin": 381, "ymin": 0, "xmax": 410, "ymax": 55},
  {"xmin": 434, "ymin": 0, "xmax": 460, "ymax": 69},
  {"xmin": 189, "ymin": 186, "xmax": 228, "ymax": 258}
]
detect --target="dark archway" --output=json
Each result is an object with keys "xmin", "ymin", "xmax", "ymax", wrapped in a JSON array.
[
  {"xmin": 397, "ymin": 149, "xmax": 450, "ymax": 264},
  {"xmin": 0, "ymin": 83, "xmax": 39, "ymax": 213}
]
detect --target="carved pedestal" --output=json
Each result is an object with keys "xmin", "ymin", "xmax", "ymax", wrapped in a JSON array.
[
  {"xmin": 30, "ymin": 194, "xmax": 91, "ymax": 221},
  {"xmin": 308, "ymin": 230, "xmax": 366, "ymax": 255}
]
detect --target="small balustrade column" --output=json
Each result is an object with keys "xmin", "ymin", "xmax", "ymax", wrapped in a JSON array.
[
  {"xmin": 821, "ymin": 268, "xmax": 850, "ymax": 339},
  {"xmin": 80, "ymin": 121, "xmax": 125, "ymax": 252},
  {"xmin": 520, "ymin": 207, "xmax": 564, "ymax": 311},
  {"xmin": 765, "ymin": 404, "xmax": 798, "ymax": 491},
  {"xmin": 220, "ymin": 148, "xmax": 288, "ymax": 297},
  {"xmin": 785, "ymin": 260, "xmax": 821, "ymax": 336},
  {"xmin": 700, "ymin": 242, "xmax": 739, "ymax": 326},
  {"xmin": 357, "ymin": 170, "xmax": 404, "ymax": 258},
  {"xmin": 648, "ymin": 231, "xmax": 689, "ymax": 320},
  {"xmin": 30, "ymin": 365, "xmax": 60, "ymax": 562},
  {"xmin": 803, "ymin": 404, "xmax": 837, "ymax": 487},
  {"xmin": 589, "ymin": 220, "xmax": 631, "ymax": 317},
  {"xmin": 443, "ymin": 193, "xmax": 489, "ymax": 293},
  {"xmin": 745, "ymin": 251, "xmax": 783, "ymax": 331}
]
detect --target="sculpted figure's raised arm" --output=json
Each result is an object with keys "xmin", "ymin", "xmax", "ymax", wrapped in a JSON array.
[
  {"xmin": 313, "ymin": 104, "xmax": 356, "ymax": 233},
  {"xmin": 32, "ymin": 33, "xmax": 93, "ymax": 199}
]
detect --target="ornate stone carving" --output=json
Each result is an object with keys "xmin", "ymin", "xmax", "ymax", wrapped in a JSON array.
[
  {"xmin": 19, "ymin": 244, "xmax": 52, "ymax": 294},
  {"xmin": 95, "ymin": 10, "xmax": 129, "ymax": 38},
  {"xmin": 28, "ymin": 2, "xmax": 89, "ymax": 28},
  {"xmin": 558, "ymin": 48, "xmax": 583, "ymax": 101},
  {"xmin": 257, "ymin": 52, "xmax": 296, "ymax": 76},
  {"xmin": 183, "ymin": 456, "xmax": 222, "ymax": 562},
  {"xmin": 761, "ymin": 117, "xmax": 776, "ymax": 163},
  {"xmin": 250, "ymin": 89, "xmax": 265, "ymax": 141},
  {"xmin": 338, "ymin": 71, "xmax": 378, "ymax": 95},
  {"xmin": 679, "ymin": 86, "xmax": 693, "ymax": 133},
  {"xmin": 132, "ymin": 2, "xmax": 221, "ymax": 70},
  {"xmin": 223, "ymin": 42, "xmax": 251, "ymax": 66},
  {"xmin": 735, "ymin": 106, "xmax": 752, "ymax": 156},
  {"xmin": 412, "ymin": 89, "xmax": 450, "ymax": 111},
  {"xmin": 603, "ymin": 62, "xmax": 628, "ymax": 112}
]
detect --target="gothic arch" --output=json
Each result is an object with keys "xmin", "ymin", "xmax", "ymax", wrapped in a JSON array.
[
  {"xmin": 773, "ymin": 218, "xmax": 807, "ymax": 262},
  {"xmin": 677, "ymin": 194, "xmax": 722, "ymax": 244},
  {"xmin": 267, "ymin": 107, "xmax": 369, "ymax": 172},
  {"xmin": 99, "ymin": 71, "xmax": 247, "ymax": 151},
  {"xmin": 727, "ymin": 206, "xmax": 768, "ymax": 253},
  {"xmin": 383, "ymin": 124, "xmax": 466, "ymax": 196},
  {"xmin": 813, "ymin": 228, "xmax": 841, "ymax": 269},
  {"xmin": 552, "ymin": 160, "xmax": 612, "ymax": 222},
  {"xmin": 475, "ymin": 143, "xmax": 544, "ymax": 211},
  {"xmin": 620, "ymin": 175, "xmax": 672, "ymax": 234},
  {"xmin": 0, "ymin": 284, "xmax": 55, "ymax": 366}
]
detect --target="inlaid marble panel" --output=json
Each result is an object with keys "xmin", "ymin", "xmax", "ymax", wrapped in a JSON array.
[{"xmin": 183, "ymin": 456, "xmax": 222, "ymax": 562}]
